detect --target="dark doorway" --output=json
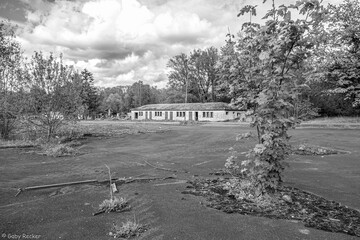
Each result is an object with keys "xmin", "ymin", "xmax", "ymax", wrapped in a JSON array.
[
  {"xmin": 149, "ymin": 111, "xmax": 152, "ymax": 120},
  {"xmin": 195, "ymin": 112, "xmax": 199, "ymax": 121},
  {"xmin": 145, "ymin": 111, "xmax": 148, "ymax": 120},
  {"xmin": 135, "ymin": 112, "xmax": 139, "ymax": 119}
]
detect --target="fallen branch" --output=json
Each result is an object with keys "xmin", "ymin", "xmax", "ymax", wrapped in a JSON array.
[
  {"xmin": 93, "ymin": 209, "xmax": 106, "ymax": 216},
  {"xmin": 144, "ymin": 160, "xmax": 178, "ymax": 173},
  {"xmin": 120, "ymin": 176, "xmax": 176, "ymax": 184},
  {"xmin": 15, "ymin": 176, "xmax": 176, "ymax": 196},
  {"xmin": 0, "ymin": 145, "xmax": 36, "ymax": 149},
  {"xmin": 154, "ymin": 180, "xmax": 187, "ymax": 186},
  {"xmin": 16, "ymin": 179, "xmax": 99, "ymax": 196},
  {"xmin": 192, "ymin": 160, "xmax": 213, "ymax": 166}
]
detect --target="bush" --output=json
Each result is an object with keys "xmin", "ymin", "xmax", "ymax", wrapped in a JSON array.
[{"xmin": 41, "ymin": 143, "xmax": 78, "ymax": 157}]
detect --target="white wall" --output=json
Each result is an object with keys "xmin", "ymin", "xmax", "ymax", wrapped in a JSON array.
[
  {"xmin": 131, "ymin": 110, "xmax": 248, "ymax": 122},
  {"xmin": 150, "ymin": 111, "xmax": 166, "ymax": 121}
]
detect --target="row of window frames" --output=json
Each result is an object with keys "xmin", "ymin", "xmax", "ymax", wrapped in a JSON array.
[
  {"xmin": 138, "ymin": 112, "xmax": 170, "ymax": 117},
  {"xmin": 176, "ymin": 112, "xmax": 214, "ymax": 118},
  {"xmin": 138, "ymin": 112, "xmax": 162, "ymax": 116}
]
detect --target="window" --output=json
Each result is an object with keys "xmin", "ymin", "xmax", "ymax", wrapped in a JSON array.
[
  {"xmin": 155, "ymin": 111, "xmax": 162, "ymax": 117},
  {"xmin": 139, "ymin": 112, "xmax": 143, "ymax": 116},
  {"xmin": 176, "ymin": 112, "xmax": 185, "ymax": 117},
  {"xmin": 226, "ymin": 112, "xmax": 229, "ymax": 115},
  {"xmin": 202, "ymin": 112, "xmax": 214, "ymax": 118}
]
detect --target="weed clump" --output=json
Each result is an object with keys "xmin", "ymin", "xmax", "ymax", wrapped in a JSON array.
[
  {"xmin": 109, "ymin": 219, "xmax": 147, "ymax": 238},
  {"xmin": 99, "ymin": 197, "xmax": 130, "ymax": 213},
  {"xmin": 41, "ymin": 143, "xmax": 78, "ymax": 157}
]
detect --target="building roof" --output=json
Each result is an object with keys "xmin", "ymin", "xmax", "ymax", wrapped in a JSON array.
[{"xmin": 131, "ymin": 102, "xmax": 241, "ymax": 111}]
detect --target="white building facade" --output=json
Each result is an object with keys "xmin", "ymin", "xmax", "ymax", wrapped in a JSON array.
[{"xmin": 131, "ymin": 102, "xmax": 248, "ymax": 122}]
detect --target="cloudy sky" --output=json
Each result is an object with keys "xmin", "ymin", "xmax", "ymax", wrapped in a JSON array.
[{"xmin": 0, "ymin": 0, "xmax": 342, "ymax": 88}]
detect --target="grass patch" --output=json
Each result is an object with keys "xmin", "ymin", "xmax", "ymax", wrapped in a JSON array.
[
  {"xmin": 305, "ymin": 116, "xmax": 360, "ymax": 124},
  {"xmin": 99, "ymin": 197, "xmax": 130, "ymax": 213},
  {"xmin": 110, "ymin": 218, "xmax": 147, "ymax": 238}
]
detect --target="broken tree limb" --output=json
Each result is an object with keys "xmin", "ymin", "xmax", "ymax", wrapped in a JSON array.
[
  {"xmin": 192, "ymin": 160, "xmax": 213, "ymax": 166},
  {"xmin": 120, "ymin": 176, "xmax": 176, "ymax": 184},
  {"xmin": 105, "ymin": 164, "xmax": 113, "ymax": 200},
  {"xmin": 15, "ymin": 178, "xmax": 118, "ymax": 197},
  {"xmin": 93, "ymin": 209, "xmax": 106, "ymax": 216},
  {"xmin": 18, "ymin": 179, "xmax": 97, "ymax": 191},
  {"xmin": 144, "ymin": 160, "xmax": 178, "ymax": 173},
  {"xmin": 154, "ymin": 180, "xmax": 187, "ymax": 186},
  {"xmin": 15, "ymin": 176, "xmax": 176, "ymax": 196},
  {"xmin": 0, "ymin": 145, "xmax": 36, "ymax": 149}
]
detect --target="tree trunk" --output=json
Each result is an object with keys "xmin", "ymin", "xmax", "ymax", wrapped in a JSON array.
[{"xmin": 47, "ymin": 126, "xmax": 53, "ymax": 140}]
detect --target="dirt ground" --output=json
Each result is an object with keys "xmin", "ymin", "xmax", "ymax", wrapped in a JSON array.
[{"xmin": 0, "ymin": 121, "xmax": 359, "ymax": 240}]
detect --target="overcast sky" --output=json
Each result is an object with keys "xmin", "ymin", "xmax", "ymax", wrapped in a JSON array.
[{"xmin": 0, "ymin": 0, "xmax": 343, "ymax": 88}]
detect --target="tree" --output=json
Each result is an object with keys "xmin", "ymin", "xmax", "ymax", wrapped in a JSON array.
[
  {"xmin": 216, "ymin": 33, "xmax": 243, "ymax": 103},
  {"xmin": 105, "ymin": 93, "xmax": 125, "ymax": 115},
  {"xmin": 0, "ymin": 21, "xmax": 23, "ymax": 139},
  {"xmin": 79, "ymin": 69, "xmax": 100, "ymax": 119},
  {"xmin": 223, "ymin": 0, "xmax": 327, "ymax": 198},
  {"xmin": 167, "ymin": 48, "xmax": 220, "ymax": 103},
  {"xmin": 24, "ymin": 52, "xmax": 82, "ymax": 139},
  {"xmin": 316, "ymin": 0, "xmax": 360, "ymax": 107},
  {"xmin": 189, "ymin": 47, "xmax": 219, "ymax": 102},
  {"xmin": 167, "ymin": 53, "xmax": 193, "ymax": 103}
]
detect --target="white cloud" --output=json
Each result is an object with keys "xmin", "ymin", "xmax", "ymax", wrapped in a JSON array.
[{"xmin": 16, "ymin": 0, "xmax": 342, "ymax": 88}]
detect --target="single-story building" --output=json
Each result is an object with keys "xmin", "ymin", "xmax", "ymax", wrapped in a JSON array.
[{"xmin": 130, "ymin": 102, "xmax": 249, "ymax": 122}]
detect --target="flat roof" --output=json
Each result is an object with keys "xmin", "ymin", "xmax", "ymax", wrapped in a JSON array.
[{"xmin": 131, "ymin": 102, "xmax": 242, "ymax": 111}]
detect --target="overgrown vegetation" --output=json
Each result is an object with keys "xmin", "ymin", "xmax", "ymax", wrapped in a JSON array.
[
  {"xmin": 222, "ymin": 0, "xmax": 329, "ymax": 200},
  {"xmin": 183, "ymin": 179, "xmax": 360, "ymax": 237},
  {"xmin": 109, "ymin": 218, "xmax": 147, "ymax": 239},
  {"xmin": 213, "ymin": 0, "xmax": 359, "ymax": 205},
  {"xmin": 40, "ymin": 142, "xmax": 79, "ymax": 157},
  {"xmin": 0, "ymin": 21, "xmax": 23, "ymax": 139}
]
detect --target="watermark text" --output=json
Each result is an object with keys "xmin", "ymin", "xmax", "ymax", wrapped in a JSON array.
[{"xmin": 1, "ymin": 233, "xmax": 41, "ymax": 239}]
